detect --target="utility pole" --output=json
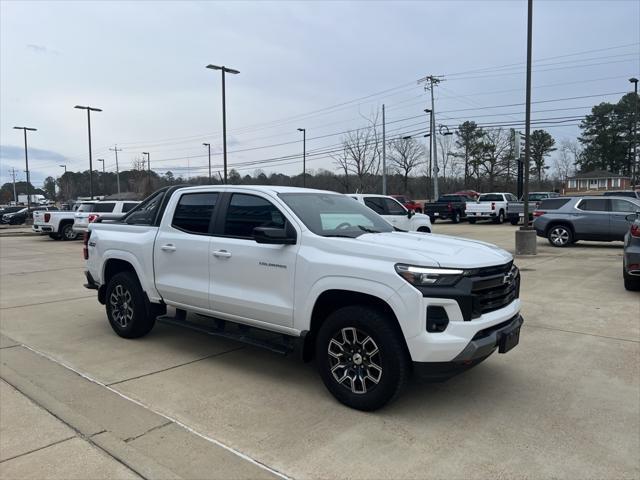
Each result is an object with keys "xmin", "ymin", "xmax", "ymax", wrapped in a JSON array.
[
  {"xmin": 203, "ymin": 143, "xmax": 212, "ymax": 182},
  {"xmin": 297, "ymin": 128, "xmax": 306, "ymax": 187},
  {"xmin": 13, "ymin": 126, "xmax": 36, "ymax": 211},
  {"xmin": 382, "ymin": 104, "xmax": 387, "ymax": 195},
  {"xmin": 424, "ymin": 109, "xmax": 432, "ymax": 199},
  {"xmin": 142, "ymin": 152, "xmax": 150, "ymax": 190},
  {"xmin": 97, "ymin": 159, "xmax": 105, "ymax": 196},
  {"xmin": 10, "ymin": 168, "xmax": 17, "ymax": 203},
  {"xmin": 109, "ymin": 145, "xmax": 122, "ymax": 194},
  {"xmin": 426, "ymin": 76, "xmax": 442, "ymax": 200},
  {"xmin": 74, "ymin": 105, "xmax": 102, "ymax": 199},
  {"xmin": 206, "ymin": 64, "xmax": 240, "ymax": 184},
  {"xmin": 516, "ymin": 0, "xmax": 537, "ymax": 255},
  {"xmin": 630, "ymin": 77, "xmax": 638, "ymax": 185}
]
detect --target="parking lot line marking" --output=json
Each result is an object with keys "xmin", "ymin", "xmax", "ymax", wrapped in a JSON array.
[
  {"xmin": 0, "ymin": 295, "xmax": 95, "ymax": 310},
  {"xmin": 20, "ymin": 344, "xmax": 292, "ymax": 480},
  {"xmin": 524, "ymin": 323, "xmax": 639, "ymax": 343}
]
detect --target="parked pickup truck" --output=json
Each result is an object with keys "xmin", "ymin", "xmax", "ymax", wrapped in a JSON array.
[
  {"xmin": 350, "ymin": 194, "xmax": 432, "ymax": 232},
  {"xmin": 33, "ymin": 203, "xmax": 96, "ymax": 240},
  {"xmin": 506, "ymin": 192, "xmax": 559, "ymax": 225},
  {"xmin": 465, "ymin": 193, "xmax": 518, "ymax": 224},
  {"xmin": 73, "ymin": 200, "xmax": 140, "ymax": 233},
  {"xmin": 423, "ymin": 194, "xmax": 474, "ymax": 224},
  {"xmin": 84, "ymin": 185, "xmax": 523, "ymax": 411}
]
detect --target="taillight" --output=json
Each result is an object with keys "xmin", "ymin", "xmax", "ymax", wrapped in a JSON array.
[
  {"xmin": 491, "ymin": 202, "xmax": 495, "ymax": 210},
  {"xmin": 447, "ymin": 202, "xmax": 452, "ymax": 211},
  {"xmin": 44, "ymin": 213, "xmax": 50, "ymax": 222},
  {"xmin": 631, "ymin": 224, "xmax": 640, "ymax": 238},
  {"xmin": 83, "ymin": 232, "xmax": 90, "ymax": 260},
  {"xmin": 533, "ymin": 210, "xmax": 546, "ymax": 217},
  {"xmin": 88, "ymin": 214, "xmax": 99, "ymax": 223}
]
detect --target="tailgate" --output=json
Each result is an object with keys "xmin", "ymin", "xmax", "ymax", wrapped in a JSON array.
[
  {"xmin": 465, "ymin": 203, "xmax": 489, "ymax": 213},
  {"xmin": 33, "ymin": 211, "xmax": 46, "ymax": 224}
]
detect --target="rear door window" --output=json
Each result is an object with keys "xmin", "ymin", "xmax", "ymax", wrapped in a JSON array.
[
  {"xmin": 610, "ymin": 199, "xmax": 639, "ymax": 213},
  {"xmin": 576, "ymin": 199, "xmax": 608, "ymax": 212},
  {"xmin": 93, "ymin": 203, "xmax": 116, "ymax": 213},
  {"xmin": 172, "ymin": 193, "xmax": 218, "ymax": 234}
]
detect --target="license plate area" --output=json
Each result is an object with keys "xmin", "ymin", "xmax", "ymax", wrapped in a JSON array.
[{"xmin": 498, "ymin": 326, "xmax": 520, "ymax": 353}]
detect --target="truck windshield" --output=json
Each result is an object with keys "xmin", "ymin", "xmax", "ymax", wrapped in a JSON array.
[{"xmin": 279, "ymin": 193, "xmax": 393, "ymax": 238}]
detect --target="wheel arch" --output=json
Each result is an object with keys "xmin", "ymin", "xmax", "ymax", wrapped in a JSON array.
[
  {"xmin": 544, "ymin": 220, "xmax": 575, "ymax": 236},
  {"xmin": 302, "ymin": 289, "xmax": 409, "ymax": 362}
]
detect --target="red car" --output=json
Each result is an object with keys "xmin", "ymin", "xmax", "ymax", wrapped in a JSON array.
[{"xmin": 391, "ymin": 195, "xmax": 423, "ymax": 213}]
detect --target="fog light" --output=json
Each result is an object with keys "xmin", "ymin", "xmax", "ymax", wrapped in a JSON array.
[{"xmin": 426, "ymin": 306, "xmax": 449, "ymax": 332}]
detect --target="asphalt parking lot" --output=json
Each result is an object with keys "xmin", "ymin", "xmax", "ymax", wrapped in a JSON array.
[{"xmin": 1, "ymin": 223, "xmax": 638, "ymax": 480}]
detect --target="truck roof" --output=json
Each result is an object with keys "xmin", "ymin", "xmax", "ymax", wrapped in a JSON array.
[{"xmin": 173, "ymin": 185, "xmax": 337, "ymax": 195}]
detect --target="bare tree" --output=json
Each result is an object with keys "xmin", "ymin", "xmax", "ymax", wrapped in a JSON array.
[
  {"xmin": 554, "ymin": 139, "xmax": 578, "ymax": 188},
  {"xmin": 477, "ymin": 128, "xmax": 511, "ymax": 190},
  {"xmin": 388, "ymin": 136, "xmax": 424, "ymax": 191},
  {"xmin": 333, "ymin": 112, "xmax": 381, "ymax": 192},
  {"xmin": 437, "ymin": 134, "xmax": 457, "ymax": 181}
]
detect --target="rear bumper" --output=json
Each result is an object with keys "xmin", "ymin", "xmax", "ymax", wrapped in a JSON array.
[
  {"xmin": 466, "ymin": 212, "xmax": 496, "ymax": 218},
  {"xmin": 32, "ymin": 224, "xmax": 53, "ymax": 233},
  {"xmin": 413, "ymin": 314, "xmax": 523, "ymax": 381}
]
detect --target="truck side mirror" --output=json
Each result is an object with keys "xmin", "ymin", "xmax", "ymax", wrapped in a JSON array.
[
  {"xmin": 407, "ymin": 210, "xmax": 415, "ymax": 219},
  {"xmin": 253, "ymin": 223, "xmax": 297, "ymax": 245},
  {"xmin": 625, "ymin": 213, "xmax": 639, "ymax": 222}
]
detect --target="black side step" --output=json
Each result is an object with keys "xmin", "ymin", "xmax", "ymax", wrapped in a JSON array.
[{"xmin": 156, "ymin": 310, "xmax": 295, "ymax": 356}]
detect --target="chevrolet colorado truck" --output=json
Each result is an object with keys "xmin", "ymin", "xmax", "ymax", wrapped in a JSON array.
[{"xmin": 84, "ymin": 186, "xmax": 523, "ymax": 411}]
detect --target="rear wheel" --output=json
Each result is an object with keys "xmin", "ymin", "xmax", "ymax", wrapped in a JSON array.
[
  {"xmin": 417, "ymin": 226, "xmax": 431, "ymax": 233},
  {"xmin": 468, "ymin": 218, "xmax": 476, "ymax": 224},
  {"xmin": 105, "ymin": 272, "xmax": 156, "ymax": 338},
  {"xmin": 60, "ymin": 223, "xmax": 79, "ymax": 241},
  {"xmin": 623, "ymin": 267, "xmax": 640, "ymax": 291},
  {"xmin": 451, "ymin": 211, "xmax": 461, "ymax": 224},
  {"xmin": 547, "ymin": 225, "xmax": 573, "ymax": 247},
  {"xmin": 315, "ymin": 305, "xmax": 410, "ymax": 411},
  {"xmin": 510, "ymin": 217, "xmax": 519, "ymax": 226},
  {"xmin": 494, "ymin": 210, "xmax": 505, "ymax": 224}
]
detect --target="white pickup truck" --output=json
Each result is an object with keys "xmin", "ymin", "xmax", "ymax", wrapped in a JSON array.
[
  {"xmin": 73, "ymin": 200, "xmax": 140, "ymax": 233},
  {"xmin": 84, "ymin": 186, "xmax": 523, "ymax": 411},
  {"xmin": 350, "ymin": 194, "xmax": 432, "ymax": 232},
  {"xmin": 465, "ymin": 192, "xmax": 518, "ymax": 224},
  {"xmin": 33, "ymin": 202, "xmax": 97, "ymax": 240}
]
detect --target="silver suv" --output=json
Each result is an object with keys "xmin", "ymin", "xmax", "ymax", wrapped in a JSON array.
[{"xmin": 533, "ymin": 196, "xmax": 640, "ymax": 247}]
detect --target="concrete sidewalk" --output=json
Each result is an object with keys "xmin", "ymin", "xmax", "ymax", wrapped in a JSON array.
[{"xmin": 0, "ymin": 335, "xmax": 278, "ymax": 480}]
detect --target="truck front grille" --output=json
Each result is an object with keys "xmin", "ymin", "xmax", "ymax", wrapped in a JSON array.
[{"xmin": 470, "ymin": 264, "xmax": 519, "ymax": 318}]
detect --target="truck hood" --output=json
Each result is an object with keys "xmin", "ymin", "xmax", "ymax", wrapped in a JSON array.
[{"xmin": 322, "ymin": 231, "xmax": 513, "ymax": 269}]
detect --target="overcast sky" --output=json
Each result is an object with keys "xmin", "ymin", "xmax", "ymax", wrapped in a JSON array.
[{"xmin": 1, "ymin": 0, "xmax": 638, "ymax": 189}]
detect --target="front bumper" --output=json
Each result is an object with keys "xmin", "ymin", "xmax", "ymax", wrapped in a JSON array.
[{"xmin": 413, "ymin": 314, "xmax": 523, "ymax": 381}]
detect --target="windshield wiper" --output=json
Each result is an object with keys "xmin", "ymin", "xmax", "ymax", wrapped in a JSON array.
[
  {"xmin": 323, "ymin": 234, "xmax": 355, "ymax": 238},
  {"xmin": 357, "ymin": 225, "xmax": 381, "ymax": 234}
]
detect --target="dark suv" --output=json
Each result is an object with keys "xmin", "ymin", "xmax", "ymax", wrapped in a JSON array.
[{"xmin": 533, "ymin": 196, "xmax": 640, "ymax": 247}]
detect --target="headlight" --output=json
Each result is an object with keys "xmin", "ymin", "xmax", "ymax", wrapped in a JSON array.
[{"xmin": 395, "ymin": 264, "xmax": 464, "ymax": 287}]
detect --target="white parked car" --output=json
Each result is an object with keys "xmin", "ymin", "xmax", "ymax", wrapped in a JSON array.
[
  {"xmin": 73, "ymin": 201, "xmax": 140, "ymax": 233},
  {"xmin": 465, "ymin": 192, "xmax": 518, "ymax": 224},
  {"xmin": 350, "ymin": 194, "xmax": 432, "ymax": 232},
  {"xmin": 84, "ymin": 186, "xmax": 522, "ymax": 411}
]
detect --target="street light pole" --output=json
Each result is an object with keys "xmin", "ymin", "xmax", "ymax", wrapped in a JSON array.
[
  {"xmin": 630, "ymin": 77, "xmax": 638, "ymax": 185},
  {"xmin": 297, "ymin": 128, "xmax": 306, "ymax": 187},
  {"xmin": 13, "ymin": 126, "xmax": 37, "ymax": 211},
  {"xmin": 97, "ymin": 159, "xmax": 105, "ymax": 196},
  {"xmin": 382, "ymin": 104, "xmax": 387, "ymax": 195},
  {"xmin": 59, "ymin": 165, "xmax": 67, "ymax": 200},
  {"xmin": 206, "ymin": 64, "xmax": 240, "ymax": 184},
  {"xmin": 74, "ymin": 105, "xmax": 102, "ymax": 200},
  {"xmin": 203, "ymin": 143, "xmax": 212, "ymax": 182}
]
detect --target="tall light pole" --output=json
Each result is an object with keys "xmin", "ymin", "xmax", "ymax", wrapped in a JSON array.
[
  {"xmin": 382, "ymin": 104, "xmax": 387, "ymax": 195},
  {"xmin": 13, "ymin": 126, "xmax": 37, "ymax": 211},
  {"xmin": 206, "ymin": 64, "xmax": 240, "ymax": 184},
  {"xmin": 630, "ymin": 77, "xmax": 638, "ymax": 185},
  {"xmin": 97, "ymin": 159, "xmax": 105, "ymax": 196},
  {"xmin": 203, "ymin": 143, "xmax": 212, "ymax": 182},
  {"xmin": 59, "ymin": 165, "xmax": 67, "ymax": 201},
  {"xmin": 142, "ymin": 152, "xmax": 150, "ymax": 189},
  {"xmin": 297, "ymin": 128, "xmax": 306, "ymax": 187},
  {"xmin": 74, "ymin": 105, "xmax": 102, "ymax": 199},
  {"xmin": 109, "ymin": 145, "xmax": 122, "ymax": 195}
]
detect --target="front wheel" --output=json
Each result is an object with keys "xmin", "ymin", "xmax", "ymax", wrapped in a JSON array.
[
  {"xmin": 547, "ymin": 225, "xmax": 573, "ymax": 247},
  {"xmin": 105, "ymin": 272, "xmax": 156, "ymax": 338},
  {"xmin": 315, "ymin": 305, "xmax": 410, "ymax": 411},
  {"xmin": 417, "ymin": 226, "xmax": 431, "ymax": 233}
]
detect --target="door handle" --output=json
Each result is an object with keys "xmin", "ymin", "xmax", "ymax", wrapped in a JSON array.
[
  {"xmin": 212, "ymin": 249, "xmax": 232, "ymax": 258},
  {"xmin": 160, "ymin": 244, "xmax": 177, "ymax": 252}
]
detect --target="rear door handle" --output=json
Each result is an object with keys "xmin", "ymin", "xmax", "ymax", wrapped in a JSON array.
[
  {"xmin": 212, "ymin": 249, "xmax": 232, "ymax": 258},
  {"xmin": 160, "ymin": 244, "xmax": 177, "ymax": 252}
]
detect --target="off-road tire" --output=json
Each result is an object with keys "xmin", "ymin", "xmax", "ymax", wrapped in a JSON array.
[
  {"xmin": 105, "ymin": 272, "xmax": 156, "ymax": 338},
  {"xmin": 315, "ymin": 305, "xmax": 410, "ymax": 411}
]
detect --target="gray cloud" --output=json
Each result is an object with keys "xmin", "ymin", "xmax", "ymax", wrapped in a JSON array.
[
  {"xmin": 26, "ymin": 44, "xmax": 59, "ymax": 55},
  {"xmin": 0, "ymin": 144, "xmax": 68, "ymax": 163}
]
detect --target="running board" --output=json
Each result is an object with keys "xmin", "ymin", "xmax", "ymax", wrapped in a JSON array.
[{"xmin": 156, "ymin": 310, "xmax": 295, "ymax": 356}]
